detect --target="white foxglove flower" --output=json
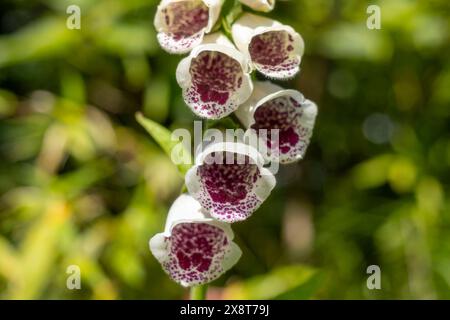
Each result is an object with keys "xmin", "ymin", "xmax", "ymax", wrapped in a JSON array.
[
  {"xmin": 149, "ymin": 194, "xmax": 242, "ymax": 287},
  {"xmin": 186, "ymin": 141, "xmax": 276, "ymax": 223},
  {"xmin": 238, "ymin": 0, "xmax": 275, "ymax": 12},
  {"xmin": 232, "ymin": 13, "xmax": 304, "ymax": 80},
  {"xmin": 236, "ymin": 81, "xmax": 318, "ymax": 164},
  {"xmin": 176, "ymin": 33, "xmax": 253, "ymax": 119},
  {"xmin": 154, "ymin": 0, "xmax": 224, "ymax": 54}
]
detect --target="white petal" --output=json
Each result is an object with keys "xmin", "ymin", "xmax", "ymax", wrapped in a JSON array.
[
  {"xmin": 175, "ymin": 55, "xmax": 194, "ymax": 89},
  {"xmin": 254, "ymin": 167, "xmax": 277, "ymax": 199},
  {"xmin": 195, "ymin": 141, "xmax": 265, "ymax": 166},
  {"xmin": 221, "ymin": 242, "xmax": 242, "ymax": 272},
  {"xmin": 203, "ymin": 0, "xmax": 225, "ymax": 32},
  {"xmin": 163, "ymin": 193, "xmax": 211, "ymax": 235},
  {"xmin": 232, "ymin": 13, "xmax": 305, "ymax": 79},
  {"xmin": 238, "ymin": 0, "xmax": 275, "ymax": 12},
  {"xmin": 149, "ymin": 233, "xmax": 169, "ymax": 264},
  {"xmin": 162, "ymin": 194, "xmax": 234, "ymax": 238}
]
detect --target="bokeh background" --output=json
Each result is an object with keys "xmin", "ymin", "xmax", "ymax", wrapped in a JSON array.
[{"xmin": 0, "ymin": 0, "xmax": 449, "ymax": 299}]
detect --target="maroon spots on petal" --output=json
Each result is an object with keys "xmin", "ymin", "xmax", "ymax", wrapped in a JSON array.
[
  {"xmin": 194, "ymin": 153, "xmax": 265, "ymax": 222},
  {"xmin": 199, "ymin": 153, "xmax": 258, "ymax": 204},
  {"xmin": 158, "ymin": 31, "xmax": 204, "ymax": 53},
  {"xmin": 251, "ymin": 95, "xmax": 311, "ymax": 162},
  {"xmin": 186, "ymin": 51, "xmax": 244, "ymax": 118},
  {"xmin": 196, "ymin": 84, "xmax": 229, "ymax": 105},
  {"xmin": 162, "ymin": 1, "xmax": 209, "ymax": 39},
  {"xmin": 163, "ymin": 223, "xmax": 231, "ymax": 286},
  {"xmin": 249, "ymin": 31, "xmax": 289, "ymax": 66},
  {"xmin": 248, "ymin": 30, "xmax": 300, "ymax": 77},
  {"xmin": 177, "ymin": 251, "xmax": 191, "ymax": 270}
]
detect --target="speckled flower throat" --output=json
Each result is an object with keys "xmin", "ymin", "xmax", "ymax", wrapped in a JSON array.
[
  {"xmin": 163, "ymin": 223, "xmax": 230, "ymax": 286},
  {"xmin": 251, "ymin": 96, "xmax": 307, "ymax": 160},
  {"xmin": 188, "ymin": 51, "xmax": 244, "ymax": 118},
  {"xmin": 249, "ymin": 30, "xmax": 298, "ymax": 76},
  {"xmin": 162, "ymin": 1, "xmax": 209, "ymax": 39},
  {"xmin": 195, "ymin": 153, "xmax": 263, "ymax": 222}
]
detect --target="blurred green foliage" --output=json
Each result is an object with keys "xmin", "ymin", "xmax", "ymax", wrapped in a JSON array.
[{"xmin": 0, "ymin": 0, "xmax": 449, "ymax": 299}]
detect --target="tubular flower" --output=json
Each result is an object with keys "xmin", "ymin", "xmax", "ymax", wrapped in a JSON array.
[
  {"xmin": 176, "ymin": 33, "xmax": 253, "ymax": 119},
  {"xmin": 232, "ymin": 13, "xmax": 304, "ymax": 80},
  {"xmin": 154, "ymin": 0, "xmax": 224, "ymax": 54},
  {"xmin": 186, "ymin": 142, "xmax": 276, "ymax": 223},
  {"xmin": 235, "ymin": 81, "xmax": 318, "ymax": 164},
  {"xmin": 149, "ymin": 194, "xmax": 242, "ymax": 287},
  {"xmin": 238, "ymin": 0, "xmax": 275, "ymax": 12}
]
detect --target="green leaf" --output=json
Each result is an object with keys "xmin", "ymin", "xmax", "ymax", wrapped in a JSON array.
[
  {"xmin": 224, "ymin": 265, "xmax": 323, "ymax": 300},
  {"xmin": 136, "ymin": 113, "xmax": 192, "ymax": 176},
  {"xmin": 274, "ymin": 271, "xmax": 323, "ymax": 300},
  {"xmin": 221, "ymin": 1, "xmax": 243, "ymax": 37}
]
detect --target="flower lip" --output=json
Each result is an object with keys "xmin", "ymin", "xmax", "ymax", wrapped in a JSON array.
[
  {"xmin": 195, "ymin": 141, "xmax": 265, "ymax": 166},
  {"xmin": 235, "ymin": 81, "xmax": 318, "ymax": 164},
  {"xmin": 186, "ymin": 142, "xmax": 276, "ymax": 223},
  {"xmin": 149, "ymin": 194, "xmax": 241, "ymax": 287},
  {"xmin": 232, "ymin": 13, "xmax": 305, "ymax": 79},
  {"xmin": 154, "ymin": 0, "xmax": 224, "ymax": 54},
  {"xmin": 176, "ymin": 33, "xmax": 253, "ymax": 119}
]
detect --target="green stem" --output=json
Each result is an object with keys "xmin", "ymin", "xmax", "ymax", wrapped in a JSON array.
[{"xmin": 190, "ymin": 285, "xmax": 208, "ymax": 300}]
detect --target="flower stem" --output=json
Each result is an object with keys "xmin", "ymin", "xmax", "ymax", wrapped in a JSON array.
[{"xmin": 190, "ymin": 285, "xmax": 207, "ymax": 300}]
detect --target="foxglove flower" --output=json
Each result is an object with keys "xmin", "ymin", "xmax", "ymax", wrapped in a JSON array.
[
  {"xmin": 235, "ymin": 81, "xmax": 318, "ymax": 164},
  {"xmin": 154, "ymin": 0, "xmax": 224, "ymax": 54},
  {"xmin": 238, "ymin": 0, "xmax": 275, "ymax": 12},
  {"xmin": 176, "ymin": 33, "xmax": 253, "ymax": 119},
  {"xmin": 149, "ymin": 194, "xmax": 242, "ymax": 287},
  {"xmin": 186, "ymin": 141, "xmax": 276, "ymax": 223},
  {"xmin": 232, "ymin": 13, "xmax": 304, "ymax": 79}
]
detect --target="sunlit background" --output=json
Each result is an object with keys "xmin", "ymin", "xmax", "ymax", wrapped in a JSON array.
[{"xmin": 0, "ymin": 0, "xmax": 449, "ymax": 299}]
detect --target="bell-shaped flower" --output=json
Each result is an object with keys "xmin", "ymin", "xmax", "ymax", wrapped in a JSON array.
[
  {"xmin": 238, "ymin": 0, "xmax": 275, "ymax": 12},
  {"xmin": 235, "ymin": 81, "xmax": 318, "ymax": 164},
  {"xmin": 176, "ymin": 33, "xmax": 253, "ymax": 119},
  {"xmin": 149, "ymin": 194, "xmax": 242, "ymax": 287},
  {"xmin": 154, "ymin": 0, "xmax": 224, "ymax": 54},
  {"xmin": 232, "ymin": 13, "xmax": 304, "ymax": 80},
  {"xmin": 185, "ymin": 141, "xmax": 276, "ymax": 223}
]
